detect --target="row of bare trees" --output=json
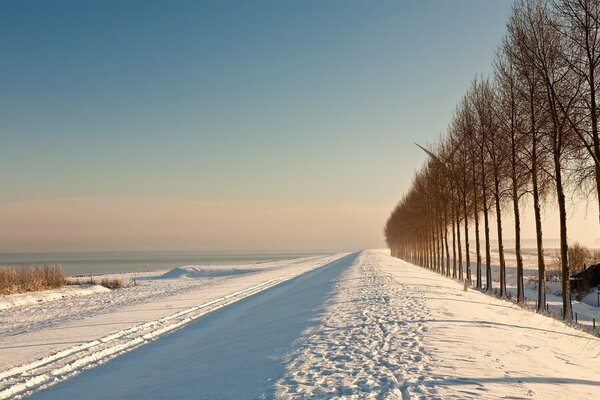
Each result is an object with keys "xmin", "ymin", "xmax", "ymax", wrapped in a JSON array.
[{"xmin": 385, "ymin": 0, "xmax": 600, "ymax": 321}]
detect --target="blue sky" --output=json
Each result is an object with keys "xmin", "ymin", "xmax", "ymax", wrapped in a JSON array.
[{"xmin": 0, "ymin": 1, "xmax": 516, "ymax": 251}]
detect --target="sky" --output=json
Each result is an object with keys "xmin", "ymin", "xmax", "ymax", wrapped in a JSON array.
[{"xmin": 4, "ymin": 0, "xmax": 591, "ymax": 253}]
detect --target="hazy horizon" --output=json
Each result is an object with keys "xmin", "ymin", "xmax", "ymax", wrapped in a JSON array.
[{"xmin": 2, "ymin": 0, "xmax": 599, "ymax": 253}]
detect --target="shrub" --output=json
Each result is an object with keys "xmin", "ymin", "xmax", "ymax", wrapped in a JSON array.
[
  {"xmin": 100, "ymin": 278, "xmax": 122, "ymax": 289},
  {"xmin": 43, "ymin": 264, "xmax": 65, "ymax": 289},
  {"xmin": 569, "ymin": 242, "xmax": 591, "ymax": 274},
  {"xmin": 0, "ymin": 264, "xmax": 66, "ymax": 295},
  {"xmin": 0, "ymin": 267, "xmax": 18, "ymax": 295}
]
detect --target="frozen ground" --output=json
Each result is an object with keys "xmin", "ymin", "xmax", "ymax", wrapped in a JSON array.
[
  {"xmin": 276, "ymin": 250, "xmax": 600, "ymax": 399},
  {"xmin": 3, "ymin": 250, "xmax": 600, "ymax": 399},
  {"xmin": 0, "ymin": 253, "xmax": 347, "ymax": 399},
  {"xmin": 25, "ymin": 253, "xmax": 359, "ymax": 400},
  {"xmin": 0, "ymin": 286, "xmax": 110, "ymax": 310},
  {"xmin": 463, "ymin": 249, "xmax": 600, "ymax": 331}
]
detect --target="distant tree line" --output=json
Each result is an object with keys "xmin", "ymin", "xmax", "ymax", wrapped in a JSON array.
[{"xmin": 384, "ymin": 0, "xmax": 600, "ymax": 321}]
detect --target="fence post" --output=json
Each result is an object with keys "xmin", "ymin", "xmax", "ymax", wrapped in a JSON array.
[
  {"xmin": 575, "ymin": 312, "xmax": 578, "ymax": 323},
  {"xmin": 594, "ymin": 318, "xmax": 596, "ymax": 329}
]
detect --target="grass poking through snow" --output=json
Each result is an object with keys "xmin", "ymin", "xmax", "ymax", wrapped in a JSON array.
[
  {"xmin": 0, "ymin": 264, "xmax": 66, "ymax": 295},
  {"xmin": 100, "ymin": 277, "xmax": 122, "ymax": 289}
]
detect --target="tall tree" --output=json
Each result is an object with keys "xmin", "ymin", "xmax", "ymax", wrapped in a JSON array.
[
  {"xmin": 495, "ymin": 49, "xmax": 529, "ymax": 302},
  {"xmin": 476, "ymin": 79, "xmax": 509, "ymax": 296},
  {"xmin": 510, "ymin": 0, "xmax": 580, "ymax": 319},
  {"xmin": 554, "ymin": 0, "xmax": 600, "ymax": 231},
  {"xmin": 506, "ymin": 0, "xmax": 552, "ymax": 311}
]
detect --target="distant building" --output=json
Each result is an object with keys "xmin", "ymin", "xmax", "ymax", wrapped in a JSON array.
[{"xmin": 570, "ymin": 264, "xmax": 600, "ymax": 293}]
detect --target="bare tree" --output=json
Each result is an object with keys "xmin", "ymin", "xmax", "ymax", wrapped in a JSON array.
[
  {"xmin": 495, "ymin": 48, "xmax": 530, "ymax": 302},
  {"xmin": 475, "ymin": 79, "xmax": 510, "ymax": 296},
  {"xmin": 503, "ymin": 0, "xmax": 580, "ymax": 318},
  {"xmin": 472, "ymin": 80, "xmax": 495, "ymax": 291},
  {"xmin": 554, "ymin": 0, "xmax": 600, "ymax": 230},
  {"xmin": 385, "ymin": 0, "xmax": 600, "ymax": 322},
  {"xmin": 506, "ymin": 1, "xmax": 553, "ymax": 311},
  {"xmin": 465, "ymin": 84, "xmax": 484, "ymax": 288}
]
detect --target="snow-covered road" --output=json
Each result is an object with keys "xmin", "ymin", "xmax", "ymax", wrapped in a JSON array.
[
  {"xmin": 9, "ymin": 250, "xmax": 600, "ymax": 399},
  {"xmin": 25, "ymin": 253, "xmax": 359, "ymax": 399},
  {"xmin": 277, "ymin": 250, "xmax": 600, "ymax": 399}
]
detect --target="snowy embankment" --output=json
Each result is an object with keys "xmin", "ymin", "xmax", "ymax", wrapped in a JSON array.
[
  {"xmin": 276, "ymin": 250, "xmax": 600, "ymax": 399},
  {"xmin": 0, "ymin": 263, "xmax": 267, "ymax": 311},
  {"xmin": 0, "ymin": 286, "xmax": 110, "ymax": 310},
  {"xmin": 0, "ymin": 253, "xmax": 346, "ymax": 399},
  {"xmin": 158, "ymin": 265, "xmax": 261, "ymax": 279},
  {"xmin": 25, "ymin": 253, "xmax": 358, "ymax": 400},
  {"xmin": 467, "ymin": 249, "xmax": 600, "ymax": 331}
]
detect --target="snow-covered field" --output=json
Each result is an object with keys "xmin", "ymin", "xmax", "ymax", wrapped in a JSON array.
[
  {"xmin": 464, "ymin": 249, "xmax": 600, "ymax": 331},
  {"xmin": 2, "ymin": 250, "xmax": 600, "ymax": 399},
  {"xmin": 0, "ymin": 254, "xmax": 347, "ymax": 399},
  {"xmin": 0, "ymin": 285, "xmax": 110, "ymax": 310},
  {"xmin": 276, "ymin": 250, "xmax": 600, "ymax": 399}
]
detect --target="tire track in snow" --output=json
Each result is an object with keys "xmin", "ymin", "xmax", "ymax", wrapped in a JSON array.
[
  {"xmin": 276, "ymin": 250, "xmax": 437, "ymax": 399},
  {"xmin": 0, "ymin": 279, "xmax": 281, "ymax": 399}
]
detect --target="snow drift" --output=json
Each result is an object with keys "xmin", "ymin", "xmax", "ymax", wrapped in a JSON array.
[
  {"xmin": 0, "ymin": 285, "xmax": 111, "ymax": 310},
  {"xmin": 158, "ymin": 265, "xmax": 263, "ymax": 279}
]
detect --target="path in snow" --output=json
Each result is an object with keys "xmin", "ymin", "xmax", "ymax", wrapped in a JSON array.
[
  {"xmin": 0, "ymin": 254, "xmax": 346, "ymax": 399},
  {"xmin": 277, "ymin": 250, "xmax": 600, "ymax": 399},
  {"xmin": 24, "ymin": 253, "xmax": 359, "ymax": 400},
  {"xmin": 276, "ymin": 250, "xmax": 435, "ymax": 399},
  {"xmin": 10, "ymin": 250, "xmax": 600, "ymax": 399},
  {"xmin": 0, "ymin": 254, "xmax": 343, "ymax": 372}
]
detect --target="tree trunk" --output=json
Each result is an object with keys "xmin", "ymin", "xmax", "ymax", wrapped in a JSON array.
[
  {"xmin": 511, "ymin": 143, "xmax": 524, "ymax": 302},
  {"xmin": 444, "ymin": 214, "xmax": 450, "ymax": 277},
  {"xmin": 452, "ymin": 208, "xmax": 457, "ymax": 278},
  {"xmin": 494, "ymin": 180, "xmax": 506, "ymax": 297},
  {"xmin": 587, "ymin": 31, "xmax": 600, "ymax": 239},
  {"xmin": 555, "ymin": 156, "xmax": 572, "ymax": 321},
  {"xmin": 439, "ymin": 217, "xmax": 445, "ymax": 275},
  {"xmin": 471, "ymin": 159, "xmax": 482, "ymax": 288},
  {"xmin": 456, "ymin": 211, "xmax": 462, "ymax": 280},
  {"xmin": 529, "ymin": 91, "xmax": 546, "ymax": 312},
  {"xmin": 427, "ymin": 228, "xmax": 432, "ymax": 269},
  {"xmin": 596, "ymin": 163, "xmax": 600, "ymax": 235},
  {"xmin": 474, "ymin": 213, "xmax": 481, "ymax": 288},
  {"xmin": 481, "ymin": 159, "xmax": 492, "ymax": 291},
  {"xmin": 512, "ymin": 183, "xmax": 524, "ymax": 302},
  {"xmin": 438, "ymin": 218, "xmax": 444, "ymax": 274},
  {"xmin": 462, "ymin": 191, "xmax": 470, "ymax": 283},
  {"xmin": 432, "ymin": 222, "xmax": 438, "ymax": 271}
]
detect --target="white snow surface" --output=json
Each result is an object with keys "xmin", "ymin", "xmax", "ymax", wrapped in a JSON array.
[
  {"xmin": 0, "ymin": 285, "xmax": 110, "ymax": 310},
  {"xmin": 157, "ymin": 265, "xmax": 262, "ymax": 279},
  {"xmin": 276, "ymin": 250, "xmax": 600, "ymax": 399},
  {"xmin": 3, "ymin": 250, "xmax": 600, "ymax": 399},
  {"xmin": 466, "ymin": 248, "xmax": 600, "ymax": 330},
  {"xmin": 0, "ymin": 253, "xmax": 347, "ymax": 399}
]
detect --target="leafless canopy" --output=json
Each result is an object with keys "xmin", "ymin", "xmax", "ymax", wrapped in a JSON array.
[{"xmin": 385, "ymin": 0, "xmax": 600, "ymax": 320}]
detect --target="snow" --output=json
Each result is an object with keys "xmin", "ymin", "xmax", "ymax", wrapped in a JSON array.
[
  {"xmin": 0, "ymin": 253, "xmax": 347, "ymax": 399},
  {"xmin": 157, "ymin": 265, "xmax": 261, "ymax": 279},
  {"xmin": 25, "ymin": 253, "xmax": 359, "ymax": 400},
  {"xmin": 3, "ymin": 250, "xmax": 600, "ymax": 399},
  {"xmin": 276, "ymin": 250, "xmax": 600, "ymax": 399},
  {"xmin": 466, "ymin": 249, "xmax": 600, "ymax": 332},
  {"xmin": 581, "ymin": 289, "xmax": 600, "ymax": 308},
  {"xmin": 277, "ymin": 250, "xmax": 428, "ymax": 399},
  {"xmin": 0, "ymin": 285, "xmax": 110, "ymax": 310}
]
